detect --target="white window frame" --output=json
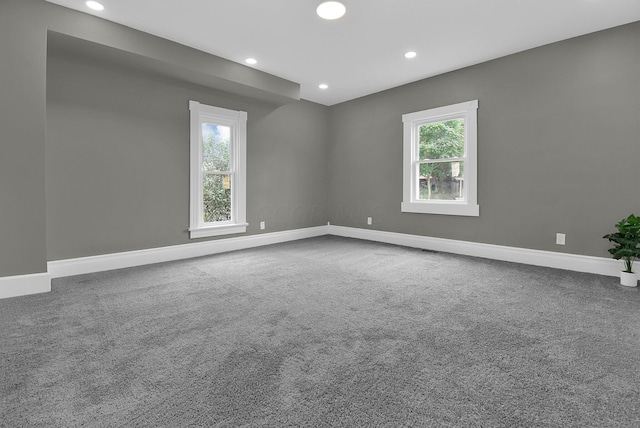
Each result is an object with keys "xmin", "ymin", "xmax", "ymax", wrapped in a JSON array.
[
  {"xmin": 189, "ymin": 100, "xmax": 248, "ymax": 238},
  {"xmin": 401, "ymin": 100, "xmax": 479, "ymax": 217}
]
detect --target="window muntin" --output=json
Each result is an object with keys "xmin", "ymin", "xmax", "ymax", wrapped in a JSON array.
[
  {"xmin": 402, "ymin": 100, "xmax": 479, "ymax": 216},
  {"xmin": 189, "ymin": 101, "xmax": 247, "ymax": 238}
]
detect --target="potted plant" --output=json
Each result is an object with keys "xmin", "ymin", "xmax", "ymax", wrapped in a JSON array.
[{"xmin": 603, "ymin": 214, "xmax": 640, "ymax": 287}]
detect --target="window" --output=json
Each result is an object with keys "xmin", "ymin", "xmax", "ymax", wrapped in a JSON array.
[
  {"xmin": 401, "ymin": 100, "xmax": 479, "ymax": 216},
  {"xmin": 189, "ymin": 101, "xmax": 247, "ymax": 238}
]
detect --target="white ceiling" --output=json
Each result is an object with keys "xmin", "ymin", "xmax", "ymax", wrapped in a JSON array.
[{"xmin": 46, "ymin": 0, "xmax": 640, "ymax": 106}]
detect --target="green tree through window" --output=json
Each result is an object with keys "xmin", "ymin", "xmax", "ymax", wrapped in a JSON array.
[
  {"xmin": 418, "ymin": 119, "xmax": 465, "ymax": 200},
  {"xmin": 189, "ymin": 100, "xmax": 247, "ymax": 238},
  {"xmin": 402, "ymin": 100, "xmax": 478, "ymax": 216},
  {"xmin": 202, "ymin": 123, "xmax": 232, "ymax": 222}
]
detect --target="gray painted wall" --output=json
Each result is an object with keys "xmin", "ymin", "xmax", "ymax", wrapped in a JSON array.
[
  {"xmin": 0, "ymin": 0, "xmax": 322, "ymax": 274},
  {"xmin": 328, "ymin": 22, "xmax": 640, "ymax": 258},
  {"xmin": 46, "ymin": 51, "xmax": 328, "ymax": 261},
  {"xmin": 0, "ymin": 0, "xmax": 48, "ymax": 276},
  {"xmin": 2, "ymin": 0, "xmax": 638, "ymax": 278}
]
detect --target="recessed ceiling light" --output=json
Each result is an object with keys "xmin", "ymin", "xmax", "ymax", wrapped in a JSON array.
[
  {"xmin": 245, "ymin": 58, "xmax": 258, "ymax": 65},
  {"xmin": 316, "ymin": 1, "xmax": 346, "ymax": 20},
  {"xmin": 319, "ymin": 83, "xmax": 329, "ymax": 90},
  {"xmin": 404, "ymin": 51, "xmax": 417, "ymax": 59},
  {"xmin": 86, "ymin": 1, "xmax": 104, "ymax": 11}
]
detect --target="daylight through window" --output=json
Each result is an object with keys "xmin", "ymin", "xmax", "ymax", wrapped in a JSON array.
[
  {"xmin": 189, "ymin": 101, "xmax": 247, "ymax": 238},
  {"xmin": 402, "ymin": 100, "xmax": 479, "ymax": 216}
]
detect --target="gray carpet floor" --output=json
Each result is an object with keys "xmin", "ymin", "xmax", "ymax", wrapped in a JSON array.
[{"xmin": 1, "ymin": 236, "xmax": 639, "ymax": 427}]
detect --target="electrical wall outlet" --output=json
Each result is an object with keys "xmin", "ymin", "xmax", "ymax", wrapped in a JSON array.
[
  {"xmin": 556, "ymin": 233, "xmax": 565, "ymax": 245},
  {"xmin": 260, "ymin": 221, "xmax": 266, "ymax": 230},
  {"xmin": 367, "ymin": 217, "xmax": 372, "ymax": 225}
]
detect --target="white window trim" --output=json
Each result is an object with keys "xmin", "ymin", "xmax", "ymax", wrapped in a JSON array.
[
  {"xmin": 401, "ymin": 100, "xmax": 479, "ymax": 217},
  {"xmin": 189, "ymin": 100, "xmax": 248, "ymax": 238}
]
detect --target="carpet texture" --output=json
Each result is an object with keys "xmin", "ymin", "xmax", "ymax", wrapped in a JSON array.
[{"xmin": 1, "ymin": 236, "xmax": 639, "ymax": 427}]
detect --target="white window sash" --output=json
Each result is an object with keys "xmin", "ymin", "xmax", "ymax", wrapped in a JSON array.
[
  {"xmin": 402, "ymin": 100, "xmax": 479, "ymax": 217},
  {"xmin": 189, "ymin": 100, "xmax": 247, "ymax": 238}
]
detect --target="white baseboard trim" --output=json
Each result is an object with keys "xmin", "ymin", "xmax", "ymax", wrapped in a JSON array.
[
  {"xmin": 328, "ymin": 225, "xmax": 621, "ymax": 278},
  {"xmin": 0, "ymin": 272, "xmax": 51, "ymax": 300},
  {"xmin": 43, "ymin": 223, "xmax": 621, "ymax": 287},
  {"xmin": 2, "ymin": 224, "xmax": 617, "ymax": 300},
  {"xmin": 48, "ymin": 226, "xmax": 328, "ymax": 278}
]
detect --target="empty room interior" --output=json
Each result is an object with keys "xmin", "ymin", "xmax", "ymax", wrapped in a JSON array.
[{"xmin": 2, "ymin": 0, "xmax": 640, "ymax": 426}]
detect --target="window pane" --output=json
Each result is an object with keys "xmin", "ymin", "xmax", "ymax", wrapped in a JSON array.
[
  {"xmin": 202, "ymin": 123, "xmax": 231, "ymax": 171},
  {"xmin": 419, "ymin": 119, "xmax": 464, "ymax": 160},
  {"xmin": 203, "ymin": 174, "xmax": 231, "ymax": 222},
  {"xmin": 418, "ymin": 161, "xmax": 465, "ymax": 201}
]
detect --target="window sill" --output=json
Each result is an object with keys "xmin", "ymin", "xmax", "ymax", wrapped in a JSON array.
[
  {"xmin": 401, "ymin": 202, "xmax": 479, "ymax": 217},
  {"xmin": 189, "ymin": 223, "xmax": 248, "ymax": 239}
]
